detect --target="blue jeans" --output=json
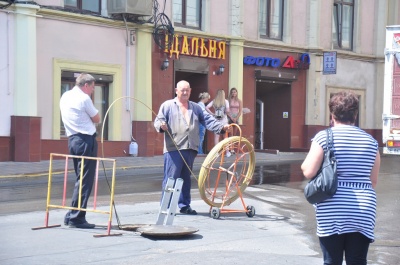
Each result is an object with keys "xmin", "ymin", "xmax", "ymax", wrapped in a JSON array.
[
  {"xmin": 162, "ymin": 150, "xmax": 197, "ymax": 208},
  {"xmin": 198, "ymin": 124, "xmax": 206, "ymax": 154},
  {"xmin": 319, "ymin": 232, "xmax": 371, "ymax": 265}
]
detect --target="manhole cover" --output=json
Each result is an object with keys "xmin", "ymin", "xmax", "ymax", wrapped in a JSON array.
[
  {"xmin": 119, "ymin": 224, "xmax": 149, "ymax": 231},
  {"xmin": 136, "ymin": 224, "xmax": 199, "ymax": 237}
]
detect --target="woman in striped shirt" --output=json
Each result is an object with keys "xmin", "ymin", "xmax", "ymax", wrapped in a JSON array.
[{"xmin": 301, "ymin": 91, "xmax": 381, "ymax": 265}]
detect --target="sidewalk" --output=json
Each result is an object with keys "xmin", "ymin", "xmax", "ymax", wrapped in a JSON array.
[{"xmin": 0, "ymin": 151, "xmax": 308, "ymax": 178}]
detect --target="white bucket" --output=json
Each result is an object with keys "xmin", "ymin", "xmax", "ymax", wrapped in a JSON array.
[{"xmin": 129, "ymin": 141, "xmax": 138, "ymax": 157}]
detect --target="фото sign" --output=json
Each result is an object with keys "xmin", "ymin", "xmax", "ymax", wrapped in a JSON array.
[{"xmin": 243, "ymin": 53, "xmax": 310, "ymax": 70}]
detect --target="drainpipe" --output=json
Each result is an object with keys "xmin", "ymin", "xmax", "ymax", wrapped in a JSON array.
[
  {"xmin": 6, "ymin": 11, "xmax": 10, "ymax": 95},
  {"xmin": 122, "ymin": 15, "xmax": 137, "ymax": 146},
  {"xmin": 123, "ymin": 14, "xmax": 131, "ymax": 112}
]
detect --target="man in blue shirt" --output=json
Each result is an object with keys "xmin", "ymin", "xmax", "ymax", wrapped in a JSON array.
[{"xmin": 154, "ymin": 80, "xmax": 229, "ymax": 214}]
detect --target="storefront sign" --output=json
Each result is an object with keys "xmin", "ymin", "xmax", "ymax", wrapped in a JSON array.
[
  {"xmin": 243, "ymin": 53, "xmax": 310, "ymax": 70},
  {"xmin": 164, "ymin": 34, "xmax": 226, "ymax": 60}
]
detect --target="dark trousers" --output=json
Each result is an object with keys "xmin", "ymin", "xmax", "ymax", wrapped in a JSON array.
[
  {"xmin": 162, "ymin": 149, "xmax": 197, "ymax": 209},
  {"xmin": 65, "ymin": 133, "xmax": 98, "ymax": 224},
  {"xmin": 319, "ymin": 232, "xmax": 371, "ymax": 265}
]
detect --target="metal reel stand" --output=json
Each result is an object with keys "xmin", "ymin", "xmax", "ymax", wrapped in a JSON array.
[{"xmin": 198, "ymin": 136, "xmax": 256, "ymax": 219}]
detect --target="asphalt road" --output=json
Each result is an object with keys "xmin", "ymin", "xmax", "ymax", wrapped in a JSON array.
[{"xmin": 0, "ymin": 157, "xmax": 399, "ymax": 264}]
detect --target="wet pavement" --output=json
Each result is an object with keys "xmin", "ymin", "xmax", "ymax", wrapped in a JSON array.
[
  {"xmin": 0, "ymin": 151, "xmax": 399, "ymax": 264},
  {"xmin": 0, "ymin": 151, "xmax": 308, "ymax": 178}
]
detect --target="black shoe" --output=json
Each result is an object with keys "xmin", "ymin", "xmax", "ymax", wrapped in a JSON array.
[
  {"xmin": 180, "ymin": 206, "xmax": 197, "ymax": 215},
  {"xmin": 68, "ymin": 221, "xmax": 95, "ymax": 229},
  {"xmin": 64, "ymin": 215, "xmax": 69, "ymax": 226}
]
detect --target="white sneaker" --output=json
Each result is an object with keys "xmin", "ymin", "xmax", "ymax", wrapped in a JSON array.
[{"xmin": 226, "ymin": 151, "xmax": 231, "ymax": 158}]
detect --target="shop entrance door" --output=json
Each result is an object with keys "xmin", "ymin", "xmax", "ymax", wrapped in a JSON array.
[
  {"xmin": 255, "ymin": 99, "xmax": 264, "ymax": 149},
  {"xmin": 174, "ymin": 71, "xmax": 208, "ymax": 103},
  {"xmin": 255, "ymin": 81, "xmax": 291, "ymax": 151}
]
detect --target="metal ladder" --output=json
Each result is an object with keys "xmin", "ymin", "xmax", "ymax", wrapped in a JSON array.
[{"xmin": 155, "ymin": 177, "xmax": 183, "ymax": 225}]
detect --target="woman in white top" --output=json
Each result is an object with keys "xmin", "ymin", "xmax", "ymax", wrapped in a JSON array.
[{"xmin": 206, "ymin": 89, "xmax": 230, "ymax": 155}]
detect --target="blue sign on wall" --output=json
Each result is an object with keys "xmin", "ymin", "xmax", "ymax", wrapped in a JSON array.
[
  {"xmin": 243, "ymin": 53, "xmax": 310, "ymax": 70},
  {"xmin": 323, "ymin": 52, "xmax": 337, "ymax": 75}
]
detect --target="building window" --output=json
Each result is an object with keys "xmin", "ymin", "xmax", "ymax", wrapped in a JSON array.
[
  {"xmin": 259, "ymin": 0, "xmax": 284, "ymax": 40},
  {"xmin": 61, "ymin": 72, "xmax": 110, "ymax": 140},
  {"xmin": 326, "ymin": 87, "xmax": 364, "ymax": 127},
  {"xmin": 173, "ymin": 0, "xmax": 202, "ymax": 29},
  {"xmin": 332, "ymin": 0, "xmax": 354, "ymax": 50},
  {"xmin": 64, "ymin": 0, "xmax": 101, "ymax": 14}
]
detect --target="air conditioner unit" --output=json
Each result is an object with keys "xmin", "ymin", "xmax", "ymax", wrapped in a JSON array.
[{"xmin": 108, "ymin": 0, "xmax": 153, "ymax": 17}]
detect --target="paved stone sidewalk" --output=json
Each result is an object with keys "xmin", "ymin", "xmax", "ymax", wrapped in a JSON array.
[{"xmin": 0, "ymin": 152, "xmax": 308, "ymax": 177}]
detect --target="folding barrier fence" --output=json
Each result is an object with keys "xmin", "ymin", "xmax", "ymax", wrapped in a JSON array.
[{"xmin": 32, "ymin": 153, "xmax": 122, "ymax": 237}]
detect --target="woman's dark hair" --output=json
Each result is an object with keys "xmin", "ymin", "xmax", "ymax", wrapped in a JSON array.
[
  {"xmin": 229, "ymin": 87, "xmax": 237, "ymax": 98},
  {"xmin": 329, "ymin": 91, "xmax": 359, "ymax": 124}
]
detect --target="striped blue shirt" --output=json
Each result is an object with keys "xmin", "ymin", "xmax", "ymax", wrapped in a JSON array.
[{"xmin": 312, "ymin": 125, "xmax": 378, "ymax": 241}]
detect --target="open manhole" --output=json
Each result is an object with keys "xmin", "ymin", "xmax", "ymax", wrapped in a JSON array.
[{"xmin": 120, "ymin": 224, "xmax": 198, "ymax": 237}]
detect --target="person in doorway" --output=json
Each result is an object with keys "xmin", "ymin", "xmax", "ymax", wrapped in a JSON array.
[
  {"xmin": 60, "ymin": 73, "xmax": 100, "ymax": 229},
  {"xmin": 206, "ymin": 89, "xmax": 231, "ymax": 156},
  {"xmin": 227, "ymin": 87, "xmax": 243, "ymax": 138},
  {"xmin": 301, "ymin": 91, "xmax": 380, "ymax": 264},
  {"xmin": 154, "ymin": 80, "xmax": 230, "ymax": 215},
  {"xmin": 197, "ymin": 92, "xmax": 211, "ymax": 155}
]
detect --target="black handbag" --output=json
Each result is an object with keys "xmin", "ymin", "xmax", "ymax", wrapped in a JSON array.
[{"xmin": 304, "ymin": 128, "xmax": 338, "ymax": 204}]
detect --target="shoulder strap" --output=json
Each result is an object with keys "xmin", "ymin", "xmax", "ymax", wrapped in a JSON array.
[
  {"xmin": 326, "ymin": 128, "xmax": 334, "ymax": 152},
  {"xmin": 325, "ymin": 129, "xmax": 330, "ymax": 151}
]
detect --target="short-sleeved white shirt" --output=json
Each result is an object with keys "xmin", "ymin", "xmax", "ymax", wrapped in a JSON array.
[{"xmin": 60, "ymin": 86, "xmax": 98, "ymax": 136}]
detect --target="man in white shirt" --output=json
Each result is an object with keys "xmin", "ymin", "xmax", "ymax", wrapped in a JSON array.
[{"xmin": 60, "ymin": 73, "xmax": 100, "ymax": 229}]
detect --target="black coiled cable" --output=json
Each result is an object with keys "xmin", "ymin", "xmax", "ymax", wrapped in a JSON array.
[
  {"xmin": 0, "ymin": 0, "xmax": 15, "ymax": 9},
  {"xmin": 152, "ymin": 0, "xmax": 174, "ymax": 50}
]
